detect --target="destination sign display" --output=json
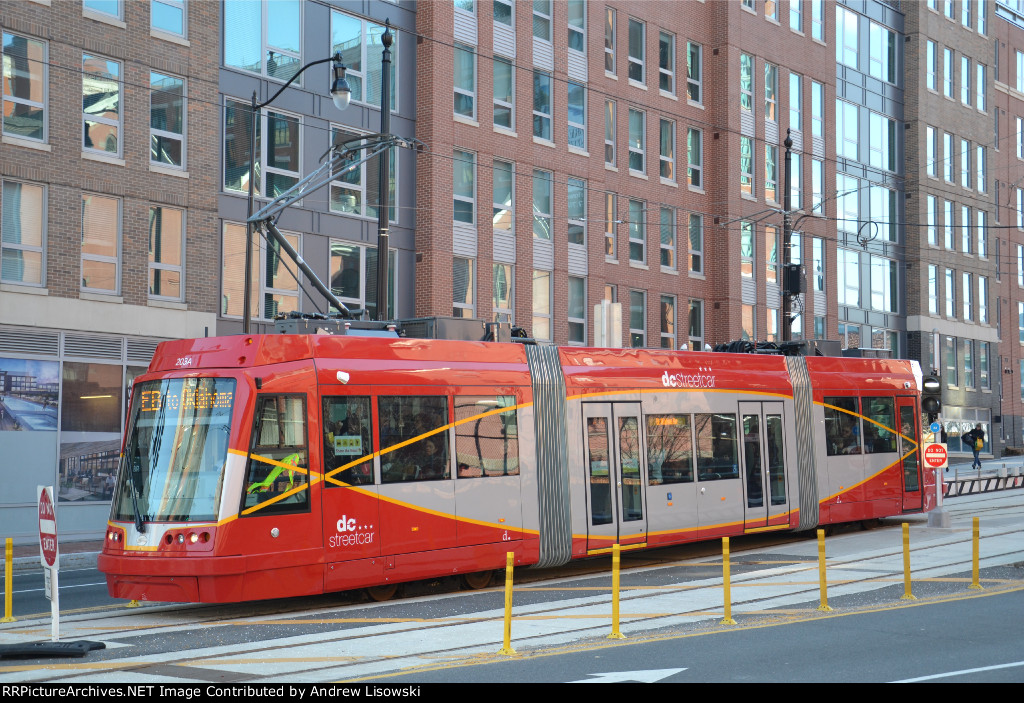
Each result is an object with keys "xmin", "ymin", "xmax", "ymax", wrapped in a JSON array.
[{"xmin": 139, "ymin": 386, "xmax": 234, "ymax": 413}]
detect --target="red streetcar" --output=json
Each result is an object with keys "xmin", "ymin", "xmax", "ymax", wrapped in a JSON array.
[{"xmin": 98, "ymin": 333, "xmax": 933, "ymax": 603}]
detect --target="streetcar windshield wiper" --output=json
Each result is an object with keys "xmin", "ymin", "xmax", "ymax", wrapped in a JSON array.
[{"xmin": 129, "ymin": 450, "xmax": 146, "ymax": 534}]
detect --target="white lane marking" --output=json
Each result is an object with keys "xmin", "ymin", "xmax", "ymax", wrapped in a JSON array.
[{"xmin": 891, "ymin": 660, "xmax": 1024, "ymax": 683}]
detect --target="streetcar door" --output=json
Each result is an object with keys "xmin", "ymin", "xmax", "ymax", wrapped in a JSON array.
[
  {"xmin": 739, "ymin": 401, "xmax": 789, "ymax": 530},
  {"xmin": 897, "ymin": 399, "xmax": 922, "ymax": 511},
  {"xmin": 583, "ymin": 403, "xmax": 648, "ymax": 552}
]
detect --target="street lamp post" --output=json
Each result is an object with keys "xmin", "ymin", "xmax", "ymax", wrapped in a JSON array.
[
  {"xmin": 243, "ymin": 53, "xmax": 351, "ymax": 334},
  {"xmin": 781, "ymin": 129, "xmax": 793, "ymax": 342},
  {"xmin": 375, "ymin": 22, "xmax": 393, "ymax": 321}
]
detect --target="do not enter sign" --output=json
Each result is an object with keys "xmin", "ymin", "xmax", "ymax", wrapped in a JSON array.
[
  {"xmin": 38, "ymin": 486, "xmax": 58, "ymax": 569},
  {"xmin": 923, "ymin": 443, "xmax": 948, "ymax": 470}
]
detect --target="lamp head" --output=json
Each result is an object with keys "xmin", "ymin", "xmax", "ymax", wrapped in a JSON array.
[{"xmin": 331, "ymin": 56, "xmax": 352, "ymax": 111}]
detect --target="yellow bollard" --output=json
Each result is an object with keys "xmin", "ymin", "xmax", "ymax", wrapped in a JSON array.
[
  {"xmin": 720, "ymin": 537, "xmax": 737, "ymax": 625},
  {"xmin": 817, "ymin": 529, "xmax": 833, "ymax": 612},
  {"xmin": 497, "ymin": 551, "xmax": 517, "ymax": 655},
  {"xmin": 608, "ymin": 544, "xmax": 626, "ymax": 639},
  {"xmin": 969, "ymin": 517, "xmax": 983, "ymax": 590},
  {"xmin": 2, "ymin": 538, "xmax": 15, "ymax": 623},
  {"xmin": 126, "ymin": 599, "xmax": 141, "ymax": 608},
  {"xmin": 900, "ymin": 522, "xmax": 916, "ymax": 600}
]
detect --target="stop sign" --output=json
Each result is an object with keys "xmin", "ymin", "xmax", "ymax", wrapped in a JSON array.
[
  {"xmin": 923, "ymin": 443, "xmax": 948, "ymax": 470},
  {"xmin": 38, "ymin": 486, "xmax": 58, "ymax": 569}
]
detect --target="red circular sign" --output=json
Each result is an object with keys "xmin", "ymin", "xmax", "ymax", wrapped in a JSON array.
[
  {"xmin": 923, "ymin": 444, "xmax": 948, "ymax": 469},
  {"xmin": 38, "ymin": 488, "xmax": 57, "ymax": 568}
]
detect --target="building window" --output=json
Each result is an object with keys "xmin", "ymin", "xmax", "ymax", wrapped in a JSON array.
[
  {"xmin": 1, "ymin": 180, "xmax": 45, "ymax": 286},
  {"xmin": 1, "ymin": 32, "xmax": 47, "ymax": 142},
  {"xmin": 330, "ymin": 128, "xmax": 397, "ymax": 222},
  {"xmin": 629, "ymin": 290, "xmax": 646, "ymax": 347},
  {"xmin": 687, "ymin": 42, "xmax": 702, "ymax": 104},
  {"xmin": 765, "ymin": 225, "xmax": 779, "ymax": 286},
  {"xmin": 838, "ymin": 248, "xmax": 859, "ymax": 308},
  {"xmin": 533, "ymin": 0, "xmax": 552, "ymax": 42},
  {"xmin": 740, "ymin": 53, "xmax": 753, "ymax": 113},
  {"xmin": 605, "ymin": 193, "xmax": 617, "ymax": 259},
  {"xmin": 659, "ymin": 31, "xmax": 675, "ymax": 95},
  {"xmin": 979, "ymin": 342, "xmax": 990, "ymax": 390},
  {"xmin": 226, "ymin": 0, "xmax": 302, "ymax": 84},
  {"xmin": 628, "ymin": 18, "xmax": 645, "ymax": 84},
  {"xmin": 837, "ymin": 99, "xmax": 858, "ymax": 160},
  {"xmin": 766, "ymin": 0, "xmax": 778, "ymax": 21},
  {"xmin": 977, "ymin": 210, "xmax": 987, "ymax": 258},
  {"xmin": 813, "ymin": 237, "xmax": 824, "ymax": 293},
  {"xmin": 869, "ymin": 112, "xmax": 895, "ymax": 172},
  {"xmin": 148, "ymin": 206, "xmax": 183, "ymax": 301},
  {"xmin": 764, "ymin": 63, "xmax": 778, "ymax": 122},
  {"xmin": 605, "ymin": 7, "xmax": 616, "ymax": 74},
  {"xmin": 568, "ymin": 276, "xmax": 586, "ymax": 344},
  {"xmin": 961, "ymin": 56, "xmax": 971, "ymax": 105},
  {"xmin": 790, "ymin": 0, "xmax": 802, "ymax": 31},
  {"xmin": 689, "ymin": 213, "xmax": 703, "ymax": 275},
  {"xmin": 81, "ymin": 194, "xmax": 120, "ymax": 295},
  {"xmin": 870, "ymin": 255, "xmax": 897, "ymax": 313},
  {"xmin": 689, "ymin": 299, "xmax": 704, "ymax": 350},
  {"xmin": 977, "ymin": 145, "xmax": 986, "ymax": 193},
  {"xmin": 928, "ymin": 265, "xmax": 939, "ymax": 315},
  {"xmin": 493, "ymin": 263, "xmax": 514, "ymax": 323},
  {"xmin": 150, "ymin": 72, "xmax": 185, "ymax": 169},
  {"xmin": 628, "ymin": 199, "xmax": 645, "ymax": 263},
  {"xmin": 944, "ymin": 199, "xmax": 954, "ymax": 249},
  {"xmin": 790, "ymin": 152, "xmax": 802, "ymax": 211},
  {"xmin": 789, "ymin": 72, "xmax": 802, "ymax": 132},
  {"xmin": 628, "ymin": 108, "xmax": 646, "ymax": 174},
  {"xmin": 223, "ymin": 98, "xmax": 299, "ymax": 198},
  {"xmin": 493, "ymin": 159, "xmax": 514, "ymax": 232},
  {"xmin": 927, "ymin": 40, "xmax": 936, "ymax": 91},
  {"xmin": 870, "ymin": 185, "xmax": 895, "ymax": 242},
  {"xmin": 660, "ymin": 206, "xmax": 676, "ymax": 270},
  {"xmin": 961, "ymin": 204, "xmax": 972, "ymax": 252},
  {"xmin": 811, "ymin": 158, "xmax": 823, "ymax": 213},
  {"xmin": 568, "ymin": 178, "xmax": 586, "ymax": 246},
  {"xmin": 533, "ymin": 170, "xmax": 552, "ymax": 240},
  {"xmin": 568, "ymin": 81, "xmax": 586, "ymax": 150},
  {"xmin": 927, "ymin": 195, "xmax": 938, "ymax": 245},
  {"xmin": 943, "ymin": 132, "xmax": 954, "ymax": 182},
  {"xmin": 811, "ymin": 80, "xmax": 823, "ymax": 138},
  {"xmin": 453, "ymin": 257, "xmax": 475, "ymax": 318},
  {"xmin": 688, "ymin": 128, "xmax": 702, "ymax": 189},
  {"xmin": 944, "ymin": 336, "xmax": 957, "ymax": 387},
  {"xmin": 533, "ymin": 70, "xmax": 552, "ymax": 141},
  {"xmin": 660, "ymin": 295, "xmax": 676, "ymax": 348},
  {"xmin": 943, "ymin": 47, "xmax": 953, "ymax": 98},
  {"xmin": 85, "ymin": 0, "xmax": 122, "ymax": 19},
  {"xmin": 926, "ymin": 126, "xmax": 937, "ymax": 177},
  {"xmin": 963, "ymin": 272, "xmax": 973, "ymax": 321},
  {"xmin": 741, "ymin": 222, "xmax": 754, "ymax": 278},
  {"xmin": 765, "ymin": 144, "xmax": 778, "ymax": 202},
  {"xmin": 331, "ymin": 11, "xmax": 397, "ymax": 110},
  {"xmin": 836, "ymin": 5, "xmax": 858, "ymax": 69},
  {"xmin": 152, "ymin": 0, "xmax": 187, "ymax": 37},
  {"xmin": 493, "ymin": 57, "xmax": 514, "ymax": 130},
  {"xmin": 329, "ymin": 241, "xmax": 394, "ymax": 320},
  {"xmin": 979, "ymin": 276, "xmax": 989, "ymax": 324},
  {"xmin": 945, "ymin": 268, "xmax": 955, "ymax": 318},
  {"xmin": 568, "ymin": 0, "xmax": 586, "ymax": 53},
  {"xmin": 454, "ymin": 43, "xmax": 476, "ymax": 119},
  {"xmin": 659, "ymin": 119, "xmax": 675, "ymax": 182},
  {"xmin": 532, "ymin": 269, "xmax": 551, "ymax": 340},
  {"xmin": 811, "ymin": 1, "xmax": 824, "ymax": 41},
  {"xmin": 453, "ymin": 149, "xmax": 475, "ymax": 225},
  {"xmin": 740, "ymin": 136, "xmax": 754, "ymax": 196},
  {"xmin": 83, "ymin": 54, "xmax": 121, "ymax": 156},
  {"xmin": 869, "ymin": 22, "xmax": 895, "ymax": 84},
  {"xmin": 605, "ymin": 100, "xmax": 616, "ymax": 166}
]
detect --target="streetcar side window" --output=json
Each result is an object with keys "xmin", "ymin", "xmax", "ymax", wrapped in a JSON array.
[
  {"xmin": 454, "ymin": 396, "xmax": 520, "ymax": 478},
  {"xmin": 242, "ymin": 394, "xmax": 310, "ymax": 514},
  {"xmin": 379, "ymin": 396, "xmax": 450, "ymax": 482},
  {"xmin": 862, "ymin": 397, "xmax": 897, "ymax": 454},
  {"xmin": 824, "ymin": 396, "xmax": 861, "ymax": 456},
  {"xmin": 695, "ymin": 413, "xmax": 739, "ymax": 480},
  {"xmin": 323, "ymin": 396, "xmax": 374, "ymax": 486},
  {"xmin": 646, "ymin": 414, "xmax": 693, "ymax": 485}
]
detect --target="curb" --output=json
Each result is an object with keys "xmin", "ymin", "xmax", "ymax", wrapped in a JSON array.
[{"xmin": 11, "ymin": 552, "xmax": 100, "ymax": 576}]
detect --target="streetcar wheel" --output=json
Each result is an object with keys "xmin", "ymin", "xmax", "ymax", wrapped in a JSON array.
[
  {"xmin": 462, "ymin": 571, "xmax": 493, "ymax": 590},
  {"xmin": 366, "ymin": 583, "xmax": 399, "ymax": 602}
]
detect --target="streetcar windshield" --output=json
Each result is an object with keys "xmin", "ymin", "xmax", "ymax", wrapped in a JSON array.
[{"xmin": 112, "ymin": 377, "xmax": 236, "ymax": 523}]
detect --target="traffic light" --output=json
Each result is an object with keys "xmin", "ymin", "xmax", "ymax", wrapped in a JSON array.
[{"xmin": 921, "ymin": 375, "xmax": 942, "ymax": 421}]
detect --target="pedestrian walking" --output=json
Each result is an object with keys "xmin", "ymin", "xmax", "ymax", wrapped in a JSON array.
[{"xmin": 962, "ymin": 424, "xmax": 985, "ymax": 470}]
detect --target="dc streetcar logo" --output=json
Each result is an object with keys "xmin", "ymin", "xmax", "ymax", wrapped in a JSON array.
[
  {"xmin": 331, "ymin": 514, "xmax": 376, "ymax": 548},
  {"xmin": 661, "ymin": 367, "xmax": 716, "ymax": 389}
]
